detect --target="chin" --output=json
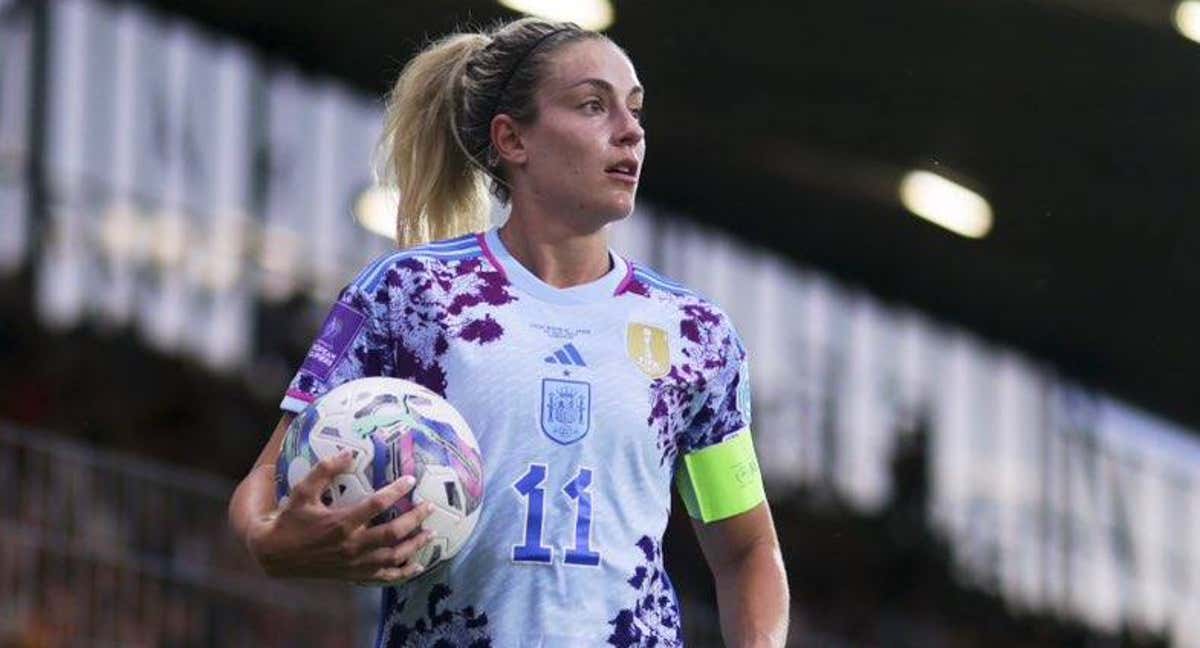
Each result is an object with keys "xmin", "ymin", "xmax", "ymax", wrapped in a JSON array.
[
  {"xmin": 597, "ymin": 204, "xmax": 635, "ymax": 225},
  {"xmin": 606, "ymin": 193, "xmax": 638, "ymax": 219},
  {"xmin": 575, "ymin": 193, "xmax": 637, "ymax": 227}
]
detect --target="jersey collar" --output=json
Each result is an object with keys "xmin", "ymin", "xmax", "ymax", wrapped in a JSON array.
[{"xmin": 481, "ymin": 227, "xmax": 630, "ymax": 305}]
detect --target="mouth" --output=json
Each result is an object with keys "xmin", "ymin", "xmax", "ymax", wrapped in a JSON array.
[{"xmin": 604, "ymin": 159, "xmax": 640, "ymax": 184}]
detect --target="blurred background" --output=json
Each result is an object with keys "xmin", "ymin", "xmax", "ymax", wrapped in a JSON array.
[{"xmin": 1, "ymin": 0, "xmax": 1198, "ymax": 645}]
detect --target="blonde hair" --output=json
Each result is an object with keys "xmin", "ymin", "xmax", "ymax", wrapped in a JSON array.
[{"xmin": 376, "ymin": 19, "xmax": 605, "ymax": 248}]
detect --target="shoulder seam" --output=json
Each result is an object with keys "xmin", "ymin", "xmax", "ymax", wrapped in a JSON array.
[
  {"xmin": 632, "ymin": 266, "xmax": 695, "ymax": 297},
  {"xmin": 355, "ymin": 239, "xmax": 484, "ymax": 292}
]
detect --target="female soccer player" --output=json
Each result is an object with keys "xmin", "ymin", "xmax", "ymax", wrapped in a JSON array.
[{"xmin": 228, "ymin": 17, "xmax": 789, "ymax": 647}]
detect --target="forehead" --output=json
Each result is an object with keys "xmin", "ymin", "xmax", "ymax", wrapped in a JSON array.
[{"xmin": 543, "ymin": 39, "xmax": 641, "ymax": 95}]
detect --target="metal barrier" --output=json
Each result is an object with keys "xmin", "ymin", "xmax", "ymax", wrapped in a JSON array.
[{"xmin": 0, "ymin": 423, "xmax": 364, "ymax": 647}]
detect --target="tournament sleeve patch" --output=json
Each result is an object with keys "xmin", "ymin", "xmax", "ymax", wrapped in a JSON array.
[
  {"xmin": 300, "ymin": 302, "xmax": 367, "ymax": 381},
  {"xmin": 675, "ymin": 430, "xmax": 766, "ymax": 523}
]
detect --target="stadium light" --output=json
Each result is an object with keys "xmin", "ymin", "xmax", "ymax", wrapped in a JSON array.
[
  {"xmin": 99, "ymin": 205, "xmax": 145, "ymax": 262},
  {"xmin": 354, "ymin": 185, "xmax": 400, "ymax": 241},
  {"xmin": 203, "ymin": 216, "xmax": 245, "ymax": 292},
  {"xmin": 898, "ymin": 170, "xmax": 993, "ymax": 239},
  {"xmin": 498, "ymin": 0, "xmax": 615, "ymax": 31},
  {"xmin": 1174, "ymin": 1, "xmax": 1200, "ymax": 44},
  {"xmin": 152, "ymin": 212, "xmax": 188, "ymax": 267}
]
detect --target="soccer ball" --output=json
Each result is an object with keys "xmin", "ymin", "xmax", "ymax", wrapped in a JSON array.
[{"xmin": 277, "ymin": 377, "xmax": 484, "ymax": 576}]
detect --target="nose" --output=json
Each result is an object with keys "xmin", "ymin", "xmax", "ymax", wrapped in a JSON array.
[{"xmin": 613, "ymin": 106, "xmax": 644, "ymax": 147}]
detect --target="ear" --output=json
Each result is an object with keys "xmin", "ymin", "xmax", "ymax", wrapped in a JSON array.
[{"xmin": 490, "ymin": 114, "xmax": 528, "ymax": 167}]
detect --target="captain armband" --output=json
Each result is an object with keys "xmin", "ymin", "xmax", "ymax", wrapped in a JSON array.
[{"xmin": 675, "ymin": 430, "xmax": 766, "ymax": 523}]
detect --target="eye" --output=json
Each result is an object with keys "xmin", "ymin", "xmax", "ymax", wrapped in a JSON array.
[
  {"xmin": 581, "ymin": 99, "xmax": 605, "ymax": 114},
  {"xmin": 630, "ymin": 106, "xmax": 644, "ymax": 122}
]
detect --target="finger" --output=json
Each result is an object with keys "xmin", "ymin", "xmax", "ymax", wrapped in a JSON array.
[
  {"xmin": 291, "ymin": 451, "xmax": 355, "ymax": 504},
  {"xmin": 357, "ymin": 502, "xmax": 434, "ymax": 550},
  {"xmin": 345, "ymin": 475, "xmax": 418, "ymax": 528},
  {"xmin": 355, "ymin": 528, "xmax": 430, "ymax": 570},
  {"xmin": 369, "ymin": 559, "xmax": 426, "ymax": 585},
  {"xmin": 390, "ymin": 530, "xmax": 434, "ymax": 567}
]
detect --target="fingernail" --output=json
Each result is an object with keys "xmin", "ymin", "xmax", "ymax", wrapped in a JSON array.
[{"xmin": 422, "ymin": 502, "xmax": 435, "ymax": 515}]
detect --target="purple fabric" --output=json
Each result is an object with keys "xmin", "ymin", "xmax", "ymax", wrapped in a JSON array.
[
  {"xmin": 607, "ymin": 536, "xmax": 682, "ymax": 647},
  {"xmin": 380, "ymin": 584, "xmax": 491, "ymax": 648},
  {"xmin": 285, "ymin": 251, "xmax": 517, "ymax": 403},
  {"xmin": 625, "ymin": 276, "xmax": 750, "ymax": 467}
]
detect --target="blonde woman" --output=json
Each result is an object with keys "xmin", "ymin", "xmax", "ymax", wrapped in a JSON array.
[{"xmin": 229, "ymin": 18, "xmax": 789, "ymax": 647}]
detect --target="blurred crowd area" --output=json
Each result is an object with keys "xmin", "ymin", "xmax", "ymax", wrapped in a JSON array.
[
  {"xmin": 0, "ymin": 423, "xmax": 363, "ymax": 647},
  {"xmin": 0, "ymin": 414, "xmax": 1171, "ymax": 647}
]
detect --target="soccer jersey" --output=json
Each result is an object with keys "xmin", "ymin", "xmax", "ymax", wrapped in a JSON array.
[{"xmin": 280, "ymin": 228, "xmax": 752, "ymax": 647}]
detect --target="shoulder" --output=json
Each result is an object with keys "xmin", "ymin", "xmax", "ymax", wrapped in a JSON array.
[
  {"xmin": 623, "ymin": 261, "xmax": 737, "ymax": 328},
  {"xmin": 621, "ymin": 260, "xmax": 744, "ymax": 357},
  {"xmin": 347, "ymin": 233, "xmax": 488, "ymax": 294},
  {"xmin": 620, "ymin": 260, "xmax": 698, "ymax": 300}
]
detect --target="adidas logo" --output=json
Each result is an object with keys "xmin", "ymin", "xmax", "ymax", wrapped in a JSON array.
[{"xmin": 544, "ymin": 343, "xmax": 587, "ymax": 367}]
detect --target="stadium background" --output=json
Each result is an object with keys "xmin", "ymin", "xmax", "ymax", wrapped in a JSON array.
[{"xmin": 1, "ymin": 0, "xmax": 1198, "ymax": 645}]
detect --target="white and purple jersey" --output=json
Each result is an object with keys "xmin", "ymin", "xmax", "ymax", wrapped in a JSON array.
[{"xmin": 281, "ymin": 228, "xmax": 752, "ymax": 647}]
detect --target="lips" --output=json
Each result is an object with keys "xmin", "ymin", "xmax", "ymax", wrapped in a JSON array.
[{"xmin": 605, "ymin": 158, "xmax": 640, "ymax": 182}]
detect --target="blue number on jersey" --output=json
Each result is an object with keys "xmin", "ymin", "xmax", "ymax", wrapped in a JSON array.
[
  {"xmin": 563, "ymin": 467, "xmax": 601, "ymax": 566},
  {"xmin": 512, "ymin": 464, "xmax": 553, "ymax": 563},
  {"xmin": 512, "ymin": 464, "xmax": 603, "ymax": 566}
]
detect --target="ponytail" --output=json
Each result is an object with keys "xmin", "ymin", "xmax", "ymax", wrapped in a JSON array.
[{"xmin": 377, "ymin": 34, "xmax": 492, "ymax": 249}]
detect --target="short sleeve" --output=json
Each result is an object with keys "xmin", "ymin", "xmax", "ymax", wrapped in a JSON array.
[
  {"xmin": 679, "ymin": 316, "xmax": 752, "ymax": 456},
  {"xmin": 675, "ymin": 315, "xmax": 763, "ymax": 522},
  {"xmin": 279, "ymin": 280, "xmax": 394, "ymax": 414}
]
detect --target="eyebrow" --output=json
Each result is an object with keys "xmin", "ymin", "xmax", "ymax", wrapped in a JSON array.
[{"xmin": 566, "ymin": 78, "xmax": 644, "ymax": 99}]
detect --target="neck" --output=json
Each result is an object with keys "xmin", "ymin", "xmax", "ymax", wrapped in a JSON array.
[{"xmin": 499, "ymin": 206, "xmax": 612, "ymax": 289}]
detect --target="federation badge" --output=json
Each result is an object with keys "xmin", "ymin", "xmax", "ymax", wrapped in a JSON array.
[
  {"xmin": 541, "ymin": 379, "xmax": 591, "ymax": 445},
  {"xmin": 627, "ymin": 323, "xmax": 670, "ymax": 379}
]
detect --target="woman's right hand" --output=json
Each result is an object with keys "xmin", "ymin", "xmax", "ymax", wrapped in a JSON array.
[{"xmin": 245, "ymin": 450, "xmax": 436, "ymax": 585}]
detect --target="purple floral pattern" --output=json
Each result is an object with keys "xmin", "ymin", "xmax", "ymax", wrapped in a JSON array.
[
  {"xmin": 627, "ymin": 277, "xmax": 750, "ymax": 467},
  {"xmin": 288, "ymin": 246, "xmax": 516, "ymax": 403},
  {"xmin": 607, "ymin": 536, "xmax": 682, "ymax": 647},
  {"xmin": 380, "ymin": 583, "xmax": 491, "ymax": 648},
  {"xmin": 382, "ymin": 256, "xmax": 514, "ymax": 396}
]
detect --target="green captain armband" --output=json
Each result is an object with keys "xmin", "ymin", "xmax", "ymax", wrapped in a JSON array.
[{"xmin": 675, "ymin": 430, "xmax": 766, "ymax": 523}]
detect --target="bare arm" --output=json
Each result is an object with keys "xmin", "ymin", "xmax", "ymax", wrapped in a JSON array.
[
  {"xmin": 691, "ymin": 502, "xmax": 790, "ymax": 648},
  {"xmin": 227, "ymin": 413, "xmax": 434, "ymax": 583},
  {"xmin": 228, "ymin": 413, "xmax": 293, "ymax": 549}
]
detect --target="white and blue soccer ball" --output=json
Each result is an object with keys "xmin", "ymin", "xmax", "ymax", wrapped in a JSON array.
[{"xmin": 277, "ymin": 377, "xmax": 485, "ymax": 576}]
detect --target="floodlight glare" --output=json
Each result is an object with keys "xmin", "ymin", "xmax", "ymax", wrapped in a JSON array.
[
  {"xmin": 355, "ymin": 185, "xmax": 400, "ymax": 240},
  {"xmin": 1174, "ymin": 1, "xmax": 1200, "ymax": 44},
  {"xmin": 898, "ymin": 170, "xmax": 993, "ymax": 239},
  {"xmin": 498, "ymin": 0, "xmax": 615, "ymax": 31},
  {"xmin": 100, "ymin": 205, "xmax": 143, "ymax": 262}
]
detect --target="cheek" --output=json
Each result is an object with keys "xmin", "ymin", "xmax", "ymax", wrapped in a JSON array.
[{"xmin": 539, "ymin": 133, "xmax": 596, "ymax": 181}]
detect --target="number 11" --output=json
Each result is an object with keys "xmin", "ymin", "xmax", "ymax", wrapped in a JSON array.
[{"xmin": 512, "ymin": 465, "xmax": 601, "ymax": 567}]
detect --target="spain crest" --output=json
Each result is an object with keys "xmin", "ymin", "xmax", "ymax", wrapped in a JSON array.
[
  {"xmin": 627, "ymin": 323, "xmax": 670, "ymax": 379},
  {"xmin": 541, "ymin": 379, "xmax": 591, "ymax": 445}
]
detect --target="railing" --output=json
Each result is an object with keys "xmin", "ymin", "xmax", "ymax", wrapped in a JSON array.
[{"xmin": 0, "ymin": 423, "xmax": 367, "ymax": 647}]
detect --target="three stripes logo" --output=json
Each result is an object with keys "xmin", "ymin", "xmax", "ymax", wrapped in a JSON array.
[{"xmin": 544, "ymin": 343, "xmax": 587, "ymax": 367}]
